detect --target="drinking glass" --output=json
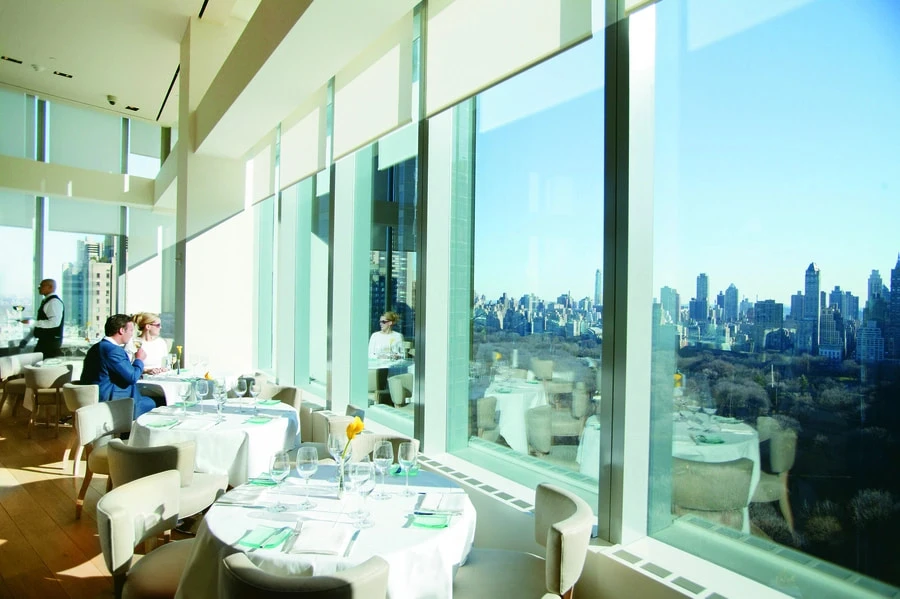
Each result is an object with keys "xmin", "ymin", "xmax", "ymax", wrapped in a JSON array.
[
  {"xmin": 372, "ymin": 440, "xmax": 394, "ymax": 500},
  {"xmin": 178, "ymin": 384, "xmax": 192, "ymax": 419},
  {"xmin": 350, "ymin": 460, "xmax": 376, "ymax": 528},
  {"xmin": 327, "ymin": 433, "xmax": 348, "ymax": 482},
  {"xmin": 167, "ymin": 353, "xmax": 178, "ymax": 371},
  {"xmin": 213, "ymin": 378, "xmax": 227, "ymax": 419},
  {"xmin": 195, "ymin": 379, "xmax": 208, "ymax": 415},
  {"xmin": 398, "ymin": 442, "xmax": 417, "ymax": 497},
  {"xmin": 248, "ymin": 379, "xmax": 263, "ymax": 414},
  {"xmin": 268, "ymin": 451, "xmax": 291, "ymax": 512},
  {"xmin": 295, "ymin": 446, "xmax": 319, "ymax": 509},
  {"xmin": 233, "ymin": 378, "xmax": 248, "ymax": 412}
]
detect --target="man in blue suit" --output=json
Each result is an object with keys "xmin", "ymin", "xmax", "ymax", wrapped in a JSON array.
[{"xmin": 80, "ymin": 314, "xmax": 155, "ymax": 419}]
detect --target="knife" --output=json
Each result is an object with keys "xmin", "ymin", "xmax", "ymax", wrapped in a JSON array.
[
  {"xmin": 282, "ymin": 522, "xmax": 303, "ymax": 553},
  {"xmin": 343, "ymin": 529, "xmax": 360, "ymax": 557}
]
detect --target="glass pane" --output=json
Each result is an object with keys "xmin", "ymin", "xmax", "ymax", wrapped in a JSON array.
[
  {"xmin": 255, "ymin": 196, "xmax": 276, "ymax": 371},
  {"xmin": 453, "ymin": 35, "xmax": 604, "ymax": 499},
  {"xmin": 308, "ymin": 171, "xmax": 330, "ymax": 391},
  {"xmin": 646, "ymin": 0, "xmax": 900, "ymax": 594},
  {"xmin": 0, "ymin": 224, "xmax": 34, "ymax": 350}
]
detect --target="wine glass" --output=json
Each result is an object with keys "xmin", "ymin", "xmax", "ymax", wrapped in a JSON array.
[
  {"xmin": 178, "ymin": 383, "xmax": 192, "ymax": 419},
  {"xmin": 398, "ymin": 442, "xmax": 417, "ymax": 497},
  {"xmin": 213, "ymin": 378, "xmax": 227, "ymax": 419},
  {"xmin": 232, "ymin": 378, "xmax": 248, "ymax": 411},
  {"xmin": 167, "ymin": 353, "xmax": 178, "ymax": 372},
  {"xmin": 372, "ymin": 440, "xmax": 394, "ymax": 500},
  {"xmin": 248, "ymin": 379, "xmax": 263, "ymax": 414},
  {"xmin": 295, "ymin": 446, "xmax": 319, "ymax": 510},
  {"xmin": 327, "ymin": 433, "xmax": 348, "ymax": 482},
  {"xmin": 195, "ymin": 379, "xmax": 208, "ymax": 415},
  {"xmin": 268, "ymin": 451, "xmax": 291, "ymax": 512},
  {"xmin": 350, "ymin": 460, "xmax": 376, "ymax": 528}
]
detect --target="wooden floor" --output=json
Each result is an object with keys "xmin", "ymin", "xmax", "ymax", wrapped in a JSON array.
[{"xmin": 0, "ymin": 402, "xmax": 114, "ymax": 599}]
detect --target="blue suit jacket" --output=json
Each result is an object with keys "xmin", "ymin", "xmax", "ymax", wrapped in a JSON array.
[{"xmin": 80, "ymin": 339, "xmax": 145, "ymax": 403}]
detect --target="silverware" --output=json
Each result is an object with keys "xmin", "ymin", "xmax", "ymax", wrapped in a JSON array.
[
  {"xmin": 282, "ymin": 521, "xmax": 303, "ymax": 553},
  {"xmin": 343, "ymin": 529, "xmax": 360, "ymax": 557},
  {"xmin": 249, "ymin": 526, "xmax": 290, "ymax": 552}
]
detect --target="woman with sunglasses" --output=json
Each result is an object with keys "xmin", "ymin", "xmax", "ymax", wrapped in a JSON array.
[
  {"xmin": 131, "ymin": 312, "xmax": 170, "ymax": 375},
  {"xmin": 368, "ymin": 311, "xmax": 404, "ymax": 360}
]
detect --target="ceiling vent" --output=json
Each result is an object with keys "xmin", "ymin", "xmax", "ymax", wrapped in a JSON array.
[
  {"xmin": 125, "ymin": 106, "xmax": 139, "ymax": 112},
  {"xmin": 53, "ymin": 70, "xmax": 73, "ymax": 78},
  {"xmin": 1, "ymin": 55, "xmax": 24, "ymax": 64}
]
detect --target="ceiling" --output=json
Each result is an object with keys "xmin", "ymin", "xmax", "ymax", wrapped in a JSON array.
[{"xmin": 0, "ymin": 0, "xmax": 259, "ymax": 128}]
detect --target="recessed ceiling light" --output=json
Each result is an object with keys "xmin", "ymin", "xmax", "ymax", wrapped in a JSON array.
[
  {"xmin": 1, "ymin": 55, "xmax": 23, "ymax": 64},
  {"xmin": 125, "ymin": 106, "xmax": 139, "ymax": 111},
  {"xmin": 53, "ymin": 70, "xmax": 73, "ymax": 78}
]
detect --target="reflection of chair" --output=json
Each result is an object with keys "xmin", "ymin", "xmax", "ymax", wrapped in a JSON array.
[
  {"xmin": 509, "ymin": 368, "xmax": 527, "ymax": 379},
  {"xmin": 752, "ymin": 418, "xmax": 798, "ymax": 532},
  {"xmin": 220, "ymin": 553, "xmax": 389, "ymax": 599},
  {"xmin": 475, "ymin": 396, "xmax": 500, "ymax": 442},
  {"xmin": 62, "ymin": 383, "xmax": 99, "ymax": 476},
  {"xmin": 526, "ymin": 405, "xmax": 552, "ymax": 455},
  {"xmin": 531, "ymin": 358, "xmax": 554, "ymax": 381},
  {"xmin": 550, "ymin": 383, "xmax": 589, "ymax": 440},
  {"xmin": 454, "ymin": 483, "xmax": 593, "ymax": 599},
  {"xmin": 368, "ymin": 369, "xmax": 391, "ymax": 405},
  {"xmin": 387, "ymin": 373, "xmax": 413, "ymax": 407},
  {"xmin": 23, "ymin": 363, "xmax": 72, "ymax": 438},
  {"xmin": 107, "ymin": 439, "xmax": 228, "ymax": 518},
  {"xmin": 75, "ymin": 398, "xmax": 134, "ymax": 519},
  {"xmin": 672, "ymin": 457, "xmax": 754, "ymax": 530},
  {"xmin": 96, "ymin": 470, "xmax": 195, "ymax": 599}
]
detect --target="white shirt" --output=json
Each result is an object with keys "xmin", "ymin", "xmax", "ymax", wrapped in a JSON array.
[
  {"xmin": 368, "ymin": 330, "xmax": 404, "ymax": 359},
  {"xmin": 32, "ymin": 296, "xmax": 63, "ymax": 329}
]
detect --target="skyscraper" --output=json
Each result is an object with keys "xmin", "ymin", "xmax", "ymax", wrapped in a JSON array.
[
  {"xmin": 660, "ymin": 286, "xmax": 680, "ymax": 324},
  {"xmin": 724, "ymin": 284, "xmax": 739, "ymax": 322},
  {"xmin": 868, "ymin": 269, "xmax": 884, "ymax": 309},
  {"xmin": 594, "ymin": 269, "xmax": 602, "ymax": 306},
  {"xmin": 889, "ymin": 256, "xmax": 900, "ymax": 358},
  {"xmin": 696, "ymin": 273, "xmax": 709, "ymax": 303},
  {"xmin": 802, "ymin": 263, "xmax": 821, "ymax": 353}
]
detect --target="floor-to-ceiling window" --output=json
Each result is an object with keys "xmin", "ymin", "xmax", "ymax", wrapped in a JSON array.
[{"xmin": 642, "ymin": 0, "xmax": 900, "ymax": 594}]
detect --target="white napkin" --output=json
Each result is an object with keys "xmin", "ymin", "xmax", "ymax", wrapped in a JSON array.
[
  {"xmin": 419, "ymin": 492, "xmax": 467, "ymax": 513},
  {"xmin": 289, "ymin": 521, "xmax": 355, "ymax": 555},
  {"xmin": 173, "ymin": 418, "xmax": 215, "ymax": 432}
]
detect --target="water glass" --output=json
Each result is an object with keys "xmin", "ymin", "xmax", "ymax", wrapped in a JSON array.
[
  {"xmin": 233, "ymin": 378, "xmax": 248, "ymax": 411},
  {"xmin": 350, "ymin": 460, "xmax": 376, "ymax": 528},
  {"xmin": 327, "ymin": 433, "xmax": 348, "ymax": 482},
  {"xmin": 372, "ymin": 440, "xmax": 394, "ymax": 500},
  {"xmin": 195, "ymin": 379, "xmax": 208, "ymax": 414},
  {"xmin": 213, "ymin": 378, "xmax": 227, "ymax": 418},
  {"xmin": 398, "ymin": 442, "xmax": 417, "ymax": 498},
  {"xmin": 268, "ymin": 451, "xmax": 291, "ymax": 512},
  {"xmin": 295, "ymin": 446, "xmax": 319, "ymax": 510},
  {"xmin": 178, "ymin": 383, "xmax": 192, "ymax": 419}
]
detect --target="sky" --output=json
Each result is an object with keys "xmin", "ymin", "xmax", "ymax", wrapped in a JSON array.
[{"xmin": 472, "ymin": 0, "xmax": 900, "ymax": 307}]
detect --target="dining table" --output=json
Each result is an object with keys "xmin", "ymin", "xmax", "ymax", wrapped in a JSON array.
[
  {"xmin": 137, "ymin": 370, "xmax": 207, "ymax": 405},
  {"xmin": 483, "ymin": 376, "xmax": 548, "ymax": 454},
  {"xmin": 129, "ymin": 399, "xmax": 299, "ymax": 486},
  {"xmin": 174, "ymin": 465, "xmax": 476, "ymax": 599}
]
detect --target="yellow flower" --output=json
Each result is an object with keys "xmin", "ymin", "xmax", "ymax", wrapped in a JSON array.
[
  {"xmin": 204, "ymin": 372, "xmax": 212, "ymax": 380},
  {"xmin": 346, "ymin": 416, "xmax": 365, "ymax": 440},
  {"xmin": 674, "ymin": 373, "xmax": 683, "ymax": 388},
  {"xmin": 493, "ymin": 351, "xmax": 502, "ymax": 361},
  {"xmin": 176, "ymin": 345, "xmax": 183, "ymax": 354}
]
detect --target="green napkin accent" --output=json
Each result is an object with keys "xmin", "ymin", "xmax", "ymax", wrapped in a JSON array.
[
  {"xmin": 496, "ymin": 388, "xmax": 511, "ymax": 394},
  {"xmin": 246, "ymin": 477, "xmax": 278, "ymax": 487},
  {"xmin": 695, "ymin": 434, "xmax": 725, "ymax": 444},
  {"xmin": 145, "ymin": 418, "xmax": 178, "ymax": 429},
  {"xmin": 244, "ymin": 415, "xmax": 273, "ymax": 424},
  {"xmin": 172, "ymin": 401, "xmax": 198, "ymax": 408},
  {"xmin": 412, "ymin": 513, "xmax": 450, "ymax": 529},
  {"xmin": 237, "ymin": 526, "xmax": 292, "ymax": 549},
  {"xmin": 390, "ymin": 465, "xmax": 419, "ymax": 476},
  {"xmin": 256, "ymin": 399, "xmax": 281, "ymax": 406}
]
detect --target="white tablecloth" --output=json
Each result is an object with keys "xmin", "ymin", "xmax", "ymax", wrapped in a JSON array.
[
  {"xmin": 137, "ymin": 371, "xmax": 205, "ymax": 405},
  {"xmin": 576, "ymin": 415, "xmax": 602, "ymax": 478},
  {"xmin": 129, "ymin": 401, "xmax": 298, "ymax": 486},
  {"xmin": 175, "ymin": 467, "xmax": 476, "ymax": 599},
  {"xmin": 484, "ymin": 379, "xmax": 548, "ymax": 453}
]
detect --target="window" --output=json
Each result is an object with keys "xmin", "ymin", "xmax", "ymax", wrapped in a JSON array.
[{"xmin": 642, "ymin": 0, "xmax": 900, "ymax": 594}]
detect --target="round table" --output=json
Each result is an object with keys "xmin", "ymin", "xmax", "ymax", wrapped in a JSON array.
[
  {"xmin": 485, "ymin": 378, "xmax": 548, "ymax": 454},
  {"xmin": 175, "ymin": 466, "xmax": 476, "ymax": 599}
]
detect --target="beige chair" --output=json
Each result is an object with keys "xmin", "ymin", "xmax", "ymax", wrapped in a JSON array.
[
  {"xmin": 260, "ymin": 383, "xmax": 301, "ymax": 412},
  {"xmin": 299, "ymin": 402, "xmax": 323, "ymax": 443},
  {"xmin": 453, "ymin": 483, "xmax": 594, "ymax": 599},
  {"xmin": 23, "ymin": 363, "xmax": 72, "ymax": 438},
  {"xmin": 96, "ymin": 469, "xmax": 195, "ymax": 599},
  {"xmin": 346, "ymin": 403, "xmax": 366, "ymax": 421},
  {"xmin": 368, "ymin": 369, "xmax": 390, "ymax": 405},
  {"xmin": 672, "ymin": 457, "xmax": 754, "ymax": 530},
  {"xmin": 75, "ymin": 398, "xmax": 134, "ymax": 519},
  {"xmin": 531, "ymin": 358, "xmax": 554, "ymax": 381},
  {"xmin": 526, "ymin": 405, "xmax": 553, "ymax": 455},
  {"xmin": 475, "ymin": 396, "xmax": 500, "ymax": 443},
  {"xmin": 310, "ymin": 411, "xmax": 354, "ymax": 444},
  {"xmin": 0, "ymin": 353, "xmax": 44, "ymax": 417},
  {"xmin": 751, "ymin": 422, "xmax": 798, "ymax": 532},
  {"xmin": 107, "ymin": 439, "xmax": 228, "ymax": 518},
  {"xmin": 550, "ymin": 383, "xmax": 589, "ymax": 440},
  {"xmin": 387, "ymin": 373, "xmax": 414, "ymax": 407},
  {"xmin": 62, "ymin": 383, "xmax": 100, "ymax": 476},
  {"xmin": 350, "ymin": 434, "xmax": 418, "ymax": 463},
  {"xmin": 220, "ymin": 552, "xmax": 389, "ymax": 599}
]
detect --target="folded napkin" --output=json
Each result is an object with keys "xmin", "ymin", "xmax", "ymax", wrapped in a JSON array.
[
  {"xmin": 289, "ymin": 521, "xmax": 355, "ymax": 555},
  {"xmin": 174, "ymin": 419, "xmax": 215, "ymax": 432},
  {"xmin": 244, "ymin": 415, "xmax": 273, "ymax": 424},
  {"xmin": 171, "ymin": 401, "xmax": 198, "ymax": 408},
  {"xmin": 390, "ymin": 464, "xmax": 419, "ymax": 476},
  {"xmin": 256, "ymin": 399, "xmax": 281, "ymax": 406},
  {"xmin": 246, "ymin": 477, "xmax": 278, "ymax": 487},
  {"xmin": 412, "ymin": 513, "xmax": 451, "ymax": 529},
  {"xmin": 144, "ymin": 417, "xmax": 178, "ymax": 429},
  {"xmin": 419, "ymin": 492, "xmax": 467, "ymax": 513},
  {"xmin": 694, "ymin": 434, "xmax": 725, "ymax": 444},
  {"xmin": 237, "ymin": 525, "xmax": 292, "ymax": 550}
]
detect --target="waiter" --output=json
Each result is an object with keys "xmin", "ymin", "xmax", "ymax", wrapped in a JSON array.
[{"xmin": 21, "ymin": 279, "xmax": 65, "ymax": 358}]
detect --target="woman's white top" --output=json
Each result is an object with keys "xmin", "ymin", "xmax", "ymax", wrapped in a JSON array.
[
  {"xmin": 138, "ymin": 336, "xmax": 170, "ymax": 369},
  {"xmin": 368, "ymin": 330, "xmax": 404, "ymax": 359}
]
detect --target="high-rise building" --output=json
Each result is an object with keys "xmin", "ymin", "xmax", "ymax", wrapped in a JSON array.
[
  {"xmin": 660, "ymin": 286, "xmax": 680, "ymax": 324},
  {"xmin": 818, "ymin": 305, "xmax": 845, "ymax": 361},
  {"xmin": 829, "ymin": 285, "xmax": 843, "ymax": 310},
  {"xmin": 594, "ymin": 269, "xmax": 602, "ymax": 306},
  {"xmin": 868, "ymin": 269, "xmax": 884, "ymax": 309},
  {"xmin": 724, "ymin": 284, "xmax": 739, "ymax": 322},
  {"xmin": 857, "ymin": 320, "xmax": 885, "ymax": 362},
  {"xmin": 696, "ymin": 273, "xmax": 709, "ymax": 303},
  {"xmin": 844, "ymin": 291, "xmax": 859, "ymax": 322},
  {"xmin": 754, "ymin": 299, "xmax": 783, "ymax": 350},
  {"xmin": 790, "ymin": 291, "xmax": 804, "ymax": 320},
  {"xmin": 802, "ymin": 263, "xmax": 821, "ymax": 353},
  {"xmin": 890, "ymin": 255, "xmax": 900, "ymax": 358}
]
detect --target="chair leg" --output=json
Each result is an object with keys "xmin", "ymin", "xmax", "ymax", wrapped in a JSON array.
[
  {"xmin": 106, "ymin": 477, "xmax": 113, "ymax": 492},
  {"xmin": 27, "ymin": 409, "xmax": 35, "ymax": 439},
  {"xmin": 76, "ymin": 467, "xmax": 93, "ymax": 519},
  {"xmin": 72, "ymin": 445, "xmax": 85, "ymax": 478},
  {"xmin": 55, "ymin": 394, "xmax": 61, "ymax": 438},
  {"xmin": 779, "ymin": 472, "xmax": 794, "ymax": 532},
  {"xmin": 0, "ymin": 389, "xmax": 7, "ymax": 415}
]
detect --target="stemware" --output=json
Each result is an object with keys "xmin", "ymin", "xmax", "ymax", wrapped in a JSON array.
[
  {"xmin": 350, "ymin": 460, "xmax": 376, "ymax": 528},
  {"xmin": 233, "ymin": 378, "xmax": 248, "ymax": 411},
  {"xmin": 195, "ymin": 379, "xmax": 209, "ymax": 415},
  {"xmin": 398, "ymin": 442, "xmax": 417, "ymax": 498},
  {"xmin": 213, "ymin": 378, "xmax": 227, "ymax": 419},
  {"xmin": 327, "ymin": 433, "xmax": 348, "ymax": 481},
  {"xmin": 247, "ymin": 379, "xmax": 263, "ymax": 414},
  {"xmin": 178, "ymin": 383, "xmax": 192, "ymax": 419},
  {"xmin": 167, "ymin": 353, "xmax": 178, "ymax": 372},
  {"xmin": 372, "ymin": 440, "xmax": 394, "ymax": 500},
  {"xmin": 268, "ymin": 451, "xmax": 291, "ymax": 512},
  {"xmin": 295, "ymin": 446, "xmax": 319, "ymax": 510}
]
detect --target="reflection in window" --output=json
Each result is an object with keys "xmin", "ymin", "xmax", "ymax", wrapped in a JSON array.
[
  {"xmin": 0, "ymin": 225, "xmax": 34, "ymax": 347},
  {"xmin": 646, "ymin": 0, "xmax": 900, "ymax": 592},
  {"xmin": 465, "ymin": 36, "xmax": 604, "ymax": 486}
]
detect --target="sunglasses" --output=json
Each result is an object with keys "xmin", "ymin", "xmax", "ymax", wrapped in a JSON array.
[{"xmin": 379, "ymin": 319, "xmax": 391, "ymax": 324}]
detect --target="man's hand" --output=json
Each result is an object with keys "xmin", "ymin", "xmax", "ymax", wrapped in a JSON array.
[{"xmin": 135, "ymin": 347, "xmax": 147, "ymax": 362}]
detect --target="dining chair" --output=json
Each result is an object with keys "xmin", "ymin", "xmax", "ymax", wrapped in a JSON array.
[
  {"xmin": 453, "ymin": 483, "xmax": 594, "ymax": 599},
  {"xmin": 96, "ymin": 469, "xmax": 195, "ymax": 599},
  {"xmin": 61, "ymin": 383, "xmax": 99, "ymax": 476},
  {"xmin": 549, "ymin": 384, "xmax": 589, "ymax": 441},
  {"xmin": 526, "ymin": 405, "xmax": 553, "ymax": 456},
  {"xmin": 74, "ymin": 398, "xmax": 134, "ymax": 519},
  {"xmin": 672, "ymin": 457, "xmax": 754, "ymax": 530},
  {"xmin": 107, "ymin": 438, "xmax": 228, "ymax": 518},
  {"xmin": 530, "ymin": 358, "xmax": 554, "ymax": 381},
  {"xmin": 350, "ymin": 434, "xmax": 419, "ymax": 463},
  {"xmin": 345, "ymin": 403, "xmax": 366, "ymax": 422},
  {"xmin": 0, "ymin": 355, "xmax": 27, "ymax": 417},
  {"xmin": 475, "ymin": 396, "xmax": 500, "ymax": 442},
  {"xmin": 387, "ymin": 373, "xmax": 413, "ymax": 407},
  {"xmin": 299, "ymin": 402, "xmax": 322, "ymax": 443},
  {"xmin": 23, "ymin": 363, "xmax": 72, "ymax": 438},
  {"xmin": 260, "ymin": 383, "xmax": 301, "ymax": 412},
  {"xmin": 751, "ymin": 426, "xmax": 798, "ymax": 532},
  {"xmin": 219, "ymin": 553, "xmax": 389, "ymax": 598}
]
